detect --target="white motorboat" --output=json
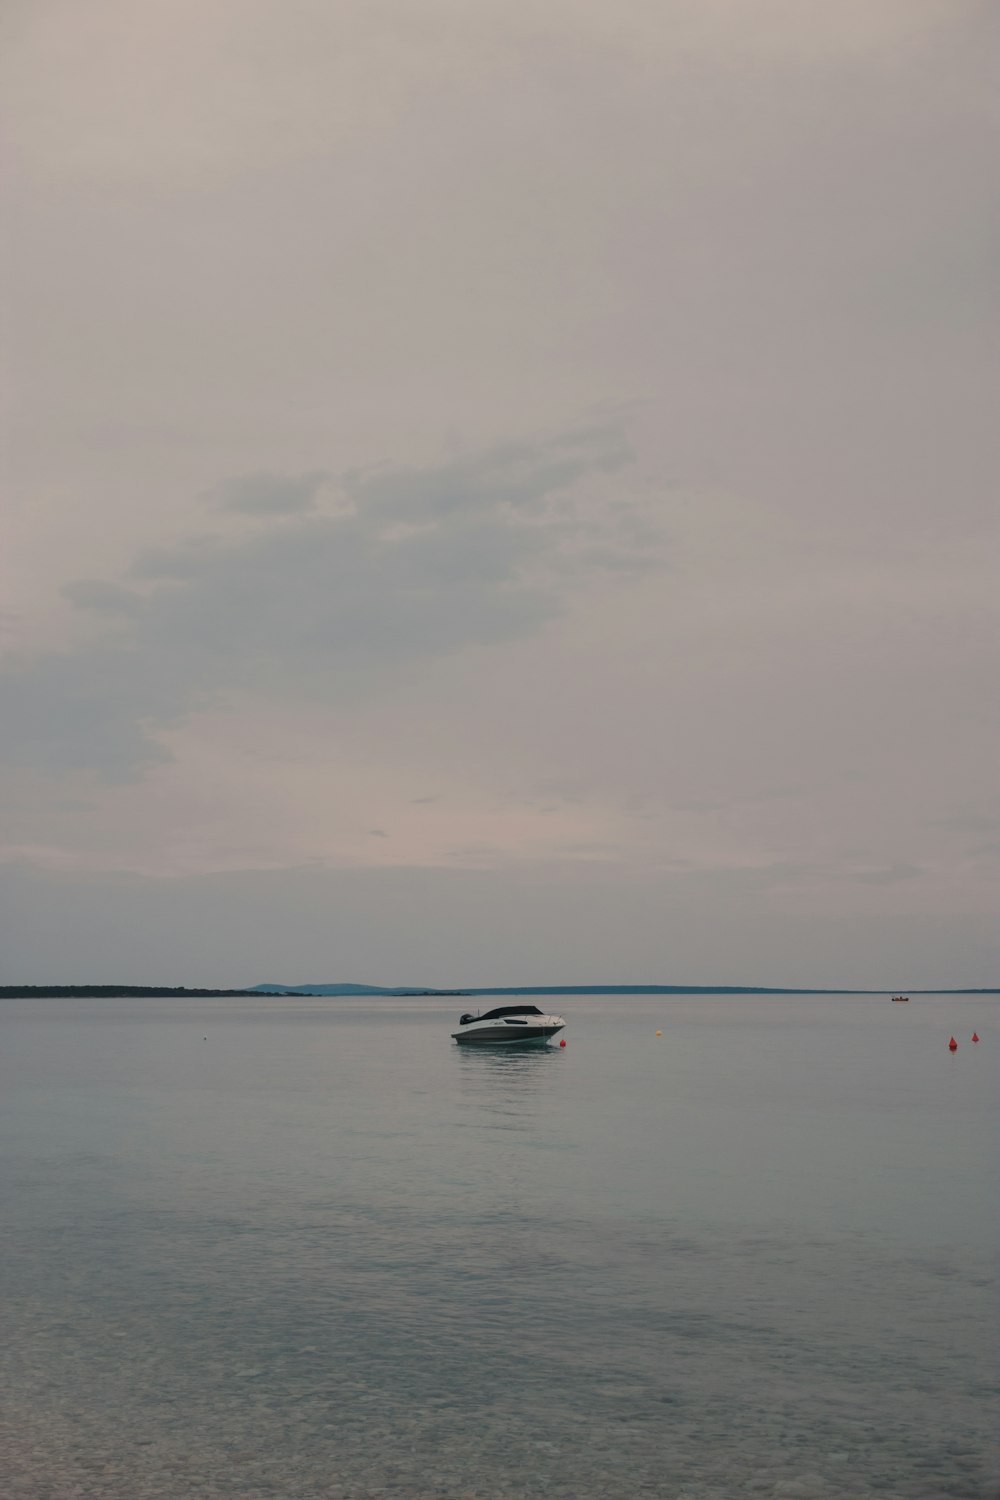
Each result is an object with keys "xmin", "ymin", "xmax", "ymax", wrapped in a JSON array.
[{"xmin": 451, "ymin": 1004, "xmax": 566, "ymax": 1047}]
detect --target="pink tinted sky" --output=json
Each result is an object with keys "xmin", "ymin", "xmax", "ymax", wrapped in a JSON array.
[{"xmin": 2, "ymin": 0, "xmax": 997, "ymax": 986}]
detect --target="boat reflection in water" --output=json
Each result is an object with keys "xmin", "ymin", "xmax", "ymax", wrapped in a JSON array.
[{"xmin": 451, "ymin": 1004, "xmax": 565, "ymax": 1047}]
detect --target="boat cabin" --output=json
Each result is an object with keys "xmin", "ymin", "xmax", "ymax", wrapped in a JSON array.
[{"xmin": 458, "ymin": 1004, "xmax": 545, "ymax": 1025}]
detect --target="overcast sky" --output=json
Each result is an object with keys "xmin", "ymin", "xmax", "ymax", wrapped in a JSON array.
[{"xmin": 3, "ymin": 0, "xmax": 998, "ymax": 988}]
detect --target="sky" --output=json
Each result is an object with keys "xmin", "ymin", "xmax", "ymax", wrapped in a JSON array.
[{"xmin": 2, "ymin": 0, "xmax": 998, "ymax": 989}]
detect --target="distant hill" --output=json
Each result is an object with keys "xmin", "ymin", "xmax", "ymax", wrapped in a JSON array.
[
  {"xmin": 0, "ymin": 986, "xmax": 262, "ymax": 998},
  {"xmin": 249, "ymin": 982, "xmax": 469, "ymax": 996},
  {"xmin": 253, "ymin": 982, "xmax": 849, "ymax": 997},
  {"xmin": 3, "ymin": 983, "xmax": 996, "ymax": 1000},
  {"xmin": 249, "ymin": 982, "xmax": 1000, "ymax": 997}
]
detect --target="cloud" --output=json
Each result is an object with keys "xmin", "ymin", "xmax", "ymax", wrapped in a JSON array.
[
  {"xmin": 205, "ymin": 470, "xmax": 330, "ymax": 516},
  {"xmin": 130, "ymin": 538, "xmax": 225, "ymax": 581},
  {"xmin": 60, "ymin": 580, "xmax": 144, "ymax": 616},
  {"xmin": 343, "ymin": 426, "xmax": 632, "ymax": 522},
  {"xmin": 0, "ymin": 426, "xmax": 639, "ymax": 779},
  {"xmin": 0, "ymin": 650, "xmax": 175, "ymax": 779},
  {"xmin": 845, "ymin": 863, "xmax": 923, "ymax": 887}
]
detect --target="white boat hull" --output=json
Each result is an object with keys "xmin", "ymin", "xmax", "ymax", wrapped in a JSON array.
[{"xmin": 451, "ymin": 1013, "xmax": 565, "ymax": 1047}]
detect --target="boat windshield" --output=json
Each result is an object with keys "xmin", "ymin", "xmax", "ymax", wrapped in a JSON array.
[{"xmin": 476, "ymin": 1004, "xmax": 545, "ymax": 1021}]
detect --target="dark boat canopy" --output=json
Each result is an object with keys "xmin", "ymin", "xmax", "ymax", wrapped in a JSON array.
[{"xmin": 474, "ymin": 1004, "xmax": 545, "ymax": 1021}]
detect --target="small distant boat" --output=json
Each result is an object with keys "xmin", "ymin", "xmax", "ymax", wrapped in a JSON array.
[
  {"xmin": 451, "ymin": 1004, "xmax": 565, "ymax": 1047},
  {"xmin": 891, "ymin": 995, "xmax": 910, "ymax": 1002}
]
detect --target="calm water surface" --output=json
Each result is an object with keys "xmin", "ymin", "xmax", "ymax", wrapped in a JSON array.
[{"xmin": 1, "ymin": 993, "xmax": 997, "ymax": 1500}]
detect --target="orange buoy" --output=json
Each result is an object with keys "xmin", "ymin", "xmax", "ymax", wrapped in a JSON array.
[
  {"xmin": 972, "ymin": 1032, "xmax": 980, "ymax": 1043},
  {"xmin": 948, "ymin": 1036, "xmax": 958, "ymax": 1051},
  {"xmin": 655, "ymin": 1030, "xmax": 662, "ymax": 1037},
  {"xmin": 559, "ymin": 1038, "xmax": 566, "ymax": 1047}
]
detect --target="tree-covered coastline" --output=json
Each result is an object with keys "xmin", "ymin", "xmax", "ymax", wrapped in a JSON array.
[{"xmin": 2, "ymin": 984, "xmax": 996, "ymax": 998}]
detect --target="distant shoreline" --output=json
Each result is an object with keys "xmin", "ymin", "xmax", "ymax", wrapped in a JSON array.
[
  {"xmin": 2, "ymin": 984, "xmax": 998, "ymax": 999},
  {"xmin": 0, "ymin": 986, "xmax": 266, "ymax": 998}
]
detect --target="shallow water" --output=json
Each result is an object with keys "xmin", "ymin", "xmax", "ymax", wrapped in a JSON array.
[{"xmin": 1, "ymin": 992, "xmax": 997, "ymax": 1499}]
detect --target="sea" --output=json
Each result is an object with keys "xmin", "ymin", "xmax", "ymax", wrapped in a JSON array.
[{"xmin": 1, "ymin": 991, "xmax": 997, "ymax": 1500}]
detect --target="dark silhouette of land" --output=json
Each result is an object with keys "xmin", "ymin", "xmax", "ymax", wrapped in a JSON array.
[
  {"xmin": 0, "ymin": 985, "xmax": 263, "ymax": 998},
  {"xmin": 2, "ymin": 983, "xmax": 996, "ymax": 998}
]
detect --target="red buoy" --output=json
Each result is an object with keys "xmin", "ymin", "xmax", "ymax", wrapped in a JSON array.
[
  {"xmin": 559, "ymin": 1038, "xmax": 566, "ymax": 1047},
  {"xmin": 948, "ymin": 1036, "xmax": 958, "ymax": 1051},
  {"xmin": 972, "ymin": 1032, "xmax": 980, "ymax": 1043}
]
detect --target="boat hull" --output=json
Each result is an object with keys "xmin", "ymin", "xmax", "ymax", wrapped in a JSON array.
[{"xmin": 451, "ymin": 1024, "xmax": 564, "ymax": 1047}]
